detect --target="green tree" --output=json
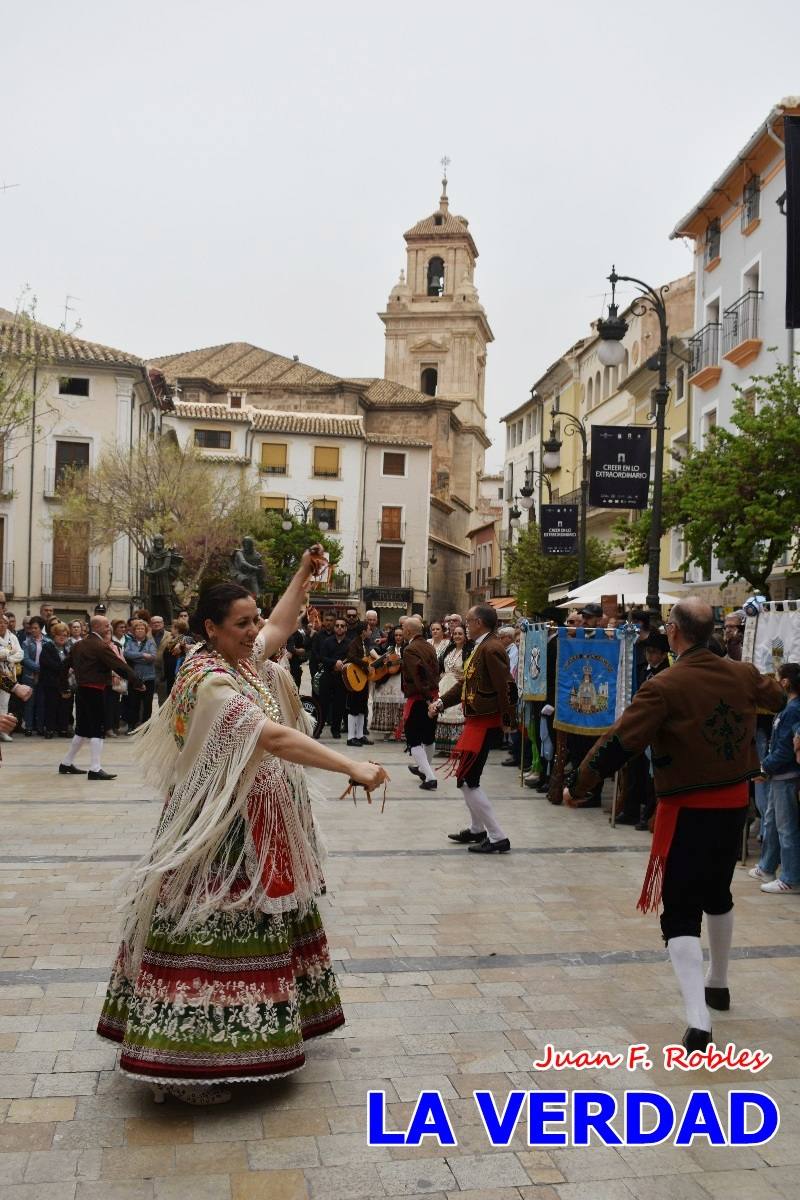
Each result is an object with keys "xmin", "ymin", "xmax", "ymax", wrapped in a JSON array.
[
  {"xmin": 249, "ymin": 509, "xmax": 342, "ymax": 603},
  {"xmin": 0, "ymin": 296, "xmax": 57, "ymax": 462},
  {"xmin": 614, "ymin": 361, "xmax": 800, "ymax": 597},
  {"xmin": 506, "ymin": 522, "xmax": 615, "ymax": 616}
]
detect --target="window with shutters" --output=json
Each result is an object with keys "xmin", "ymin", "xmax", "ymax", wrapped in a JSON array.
[
  {"xmin": 260, "ymin": 443, "xmax": 287, "ymax": 474},
  {"xmin": 194, "ymin": 429, "xmax": 232, "ymax": 450},
  {"xmin": 378, "ymin": 545, "xmax": 403, "ymax": 586},
  {"xmin": 52, "ymin": 520, "xmax": 89, "ymax": 593},
  {"xmin": 380, "ymin": 506, "xmax": 403, "ymax": 542},
  {"xmin": 313, "ymin": 445, "xmax": 340, "ymax": 478},
  {"xmin": 55, "ymin": 441, "xmax": 90, "ymax": 488},
  {"xmin": 259, "ymin": 495, "xmax": 286, "ymax": 511},
  {"xmin": 381, "ymin": 451, "xmax": 406, "ymax": 477}
]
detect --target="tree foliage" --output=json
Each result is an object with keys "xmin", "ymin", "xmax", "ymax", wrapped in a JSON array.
[
  {"xmin": 505, "ymin": 522, "xmax": 615, "ymax": 616},
  {"xmin": 0, "ymin": 296, "xmax": 57, "ymax": 460},
  {"xmin": 57, "ymin": 436, "xmax": 260, "ymax": 594},
  {"xmin": 249, "ymin": 509, "xmax": 342, "ymax": 602},
  {"xmin": 614, "ymin": 361, "xmax": 800, "ymax": 597}
]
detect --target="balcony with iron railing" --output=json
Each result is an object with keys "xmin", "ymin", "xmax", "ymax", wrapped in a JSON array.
[
  {"xmin": 688, "ymin": 322, "xmax": 722, "ymax": 390},
  {"xmin": 314, "ymin": 572, "xmax": 352, "ymax": 595},
  {"xmin": 722, "ymin": 290, "xmax": 763, "ymax": 368},
  {"xmin": 258, "ymin": 464, "xmax": 288, "ymax": 475},
  {"xmin": 1, "ymin": 562, "xmax": 14, "ymax": 597},
  {"xmin": 312, "ymin": 468, "xmax": 341, "ymax": 480},
  {"xmin": 0, "ymin": 464, "xmax": 13, "ymax": 497},
  {"xmin": 41, "ymin": 562, "xmax": 101, "ymax": 597}
]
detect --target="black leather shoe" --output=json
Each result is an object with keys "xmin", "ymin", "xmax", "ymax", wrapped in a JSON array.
[
  {"xmin": 359, "ymin": 737, "xmax": 373, "ymax": 746},
  {"xmin": 705, "ymin": 986, "xmax": 730, "ymax": 1011},
  {"xmin": 500, "ymin": 757, "xmax": 520, "ymax": 767},
  {"xmin": 346, "ymin": 738, "xmax": 360, "ymax": 746},
  {"xmin": 87, "ymin": 769, "xmax": 117, "ymax": 781},
  {"xmin": 682, "ymin": 1026, "xmax": 712, "ymax": 1052},
  {"xmin": 59, "ymin": 763, "xmax": 87, "ymax": 775},
  {"xmin": 408, "ymin": 764, "xmax": 424, "ymax": 779},
  {"xmin": 419, "ymin": 779, "xmax": 438, "ymax": 790},
  {"xmin": 614, "ymin": 814, "xmax": 639, "ymax": 825},
  {"xmin": 635, "ymin": 821, "xmax": 650, "ymax": 831},
  {"xmin": 447, "ymin": 829, "xmax": 487, "ymax": 844},
  {"xmin": 468, "ymin": 837, "xmax": 511, "ymax": 854},
  {"xmin": 536, "ymin": 780, "xmax": 550, "ymax": 793}
]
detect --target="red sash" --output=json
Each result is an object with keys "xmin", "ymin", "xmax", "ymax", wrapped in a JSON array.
[
  {"xmin": 441, "ymin": 713, "xmax": 503, "ymax": 783},
  {"xmin": 637, "ymin": 781, "xmax": 749, "ymax": 913}
]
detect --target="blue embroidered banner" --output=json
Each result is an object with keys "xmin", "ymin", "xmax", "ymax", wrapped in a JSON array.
[
  {"xmin": 518, "ymin": 620, "xmax": 548, "ymax": 701},
  {"xmin": 554, "ymin": 627, "xmax": 633, "ymax": 736}
]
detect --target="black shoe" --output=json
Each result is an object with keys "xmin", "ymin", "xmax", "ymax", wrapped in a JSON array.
[
  {"xmin": 59, "ymin": 763, "xmax": 87, "ymax": 775},
  {"xmin": 500, "ymin": 757, "xmax": 520, "ymax": 767},
  {"xmin": 408, "ymin": 764, "xmax": 424, "ymax": 779},
  {"xmin": 87, "ymin": 769, "xmax": 117, "ymax": 781},
  {"xmin": 536, "ymin": 780, "xmax": 551, "ymax": 793},
  {"xmin": 614, "ymin": 814, "xmax": 639, "ymax": 825},
  {"xmin": 682, "ymin": 1026, "xmax": 712, "ymax": 1052},
  {"xmin": 574, "ymin": 796, "xmax": 601, "ymax": 808},
  {"xmin": 447, "ymin": 828, "xmax": 487, "ymax": 844},
  {"xmin": 705, "ymin": 986, "xmax": 730, "ymax": 1011},
  {"xmin": 634, "ymin": 821, "xmax": 650, "ymax": 831},
  {"xmin": 468, "ymin": 837, "xmax": 511, "ymax": 854},
  {"xmin": 346, "ymin": 738, "xmax": 360, "ymax": 747},
  {"xmin": 331, "ymin": 732, "xmax": 341, "ymax": 739},
  {"xmin": 419, "ymin": 779, "xmax": 438, "ymax": 790},
  {"xmin": 359, "ymin": 737, "xmax": 373, "ymax": 746},
  {"xmin": 44, "ymin": 731, "xmax": 55, "ymax": 740},
  {"xmin": 24, "ymin": 729, "xmax": 33, "ymax": 737}
]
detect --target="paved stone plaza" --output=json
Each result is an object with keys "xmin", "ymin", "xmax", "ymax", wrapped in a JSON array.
[{"xmin": 1, "ymin": 734, "xmax": 800, "ymax": 1200}]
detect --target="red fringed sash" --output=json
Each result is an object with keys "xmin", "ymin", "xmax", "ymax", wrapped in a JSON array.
[
  {"xmin": 394, "ymin": 692, "xmax": 437, "ymax": 740},
  {"xmin": 440, "ymin": 713, "xmax": 503, "ymax": 783},
  {"xmin": 637, "ymin": 781, "xmax": 749, "ymax": 913}
]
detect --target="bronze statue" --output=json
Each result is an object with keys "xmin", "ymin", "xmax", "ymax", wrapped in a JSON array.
[
  {"xmin": 231, "ymin": 536, "xmax": 265, "ymax": 597},
  {"xmin": 143, "ymin": 534, "xmax": 181, "ymax": 623}
]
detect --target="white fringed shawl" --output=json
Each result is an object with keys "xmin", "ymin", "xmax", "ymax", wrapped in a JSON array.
[{"xmin": 121, "ymin": 650, "xmax": 322, "ymax": 974}]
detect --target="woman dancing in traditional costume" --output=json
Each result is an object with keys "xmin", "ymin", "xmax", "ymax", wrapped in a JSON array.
[
  {"xmin": 97, "ymin": 550, "xmax": 387, "ymax": 1104},
  {"xmin": 434, "ymin": 623, "xmax": 468, "ymax": 757}
]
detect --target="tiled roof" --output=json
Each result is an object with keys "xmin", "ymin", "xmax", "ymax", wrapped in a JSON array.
[
  {"xmin": 200, "ymin": 454, "xmax": 252, "ymax": 465},
  {"xmin": 151, "ymin": 342, "xmax": 342, "ymax": 389},
  {"xmin": 356, "ymin": 378, "xmax": 449, "ymax": 409},
  {"xmin": 251, "ymin": 410, "xmax": 363, "ymax": 437},
  {"xmin": 365, "ymin": 433, "xmax": 431, "ymax": 448},
  {"xmin": 169, "ymin": 401, "xmax": 364, "ymax": 438},
  {"xmin": 0, "ymin": 306, "xmax": 143, "ymax": 368},
  {"xmin": 404, "ymin": 211, "xmax": 472, "ymax": 239}
]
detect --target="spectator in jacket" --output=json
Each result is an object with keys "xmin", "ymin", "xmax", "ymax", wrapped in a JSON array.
[
  {"xmin": 124, "ymin": 618, "xmax": 157, "ymax": 731},
  {"xmin": 21, "ymin": 616, "xmax": 49, "ymax": 735},
  {"xmin": 39, "ymin": 622, "xmax": 73, "ymax": 738},
  {"xmin": 0, "ymin": 613, "xmax": 24, "ymax": 741},
  {"xmin": 749, "ymin": 662, "xmax": 800, "ymax": 894},
  {"xmin": 320, "ymin": 618, "xmax": 349, "ymax": 738}
]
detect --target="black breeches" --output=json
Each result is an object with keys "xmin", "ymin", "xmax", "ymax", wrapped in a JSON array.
[{"xmin": 660, "ymin": 806, "xmax": 747, "ymax": 942}]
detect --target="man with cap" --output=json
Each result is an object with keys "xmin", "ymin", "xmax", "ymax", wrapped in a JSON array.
[{"xmin": 617, "ymin": 630, "xmax": 671, "ymax": 826}]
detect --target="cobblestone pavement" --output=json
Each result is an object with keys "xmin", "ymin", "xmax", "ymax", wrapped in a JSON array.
[{"xmin": 1, "ymin": 732, "xmax": 800, "ymax": 1200}]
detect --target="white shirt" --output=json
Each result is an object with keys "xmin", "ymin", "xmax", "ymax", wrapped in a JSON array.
[{"xmin": 0, "ymin": 629, "xmax": 23, "ymax": 665}]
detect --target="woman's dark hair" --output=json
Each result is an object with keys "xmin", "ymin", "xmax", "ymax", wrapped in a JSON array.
[
  {"xmin": 190, "ymin": 582, "xmax": 253, "ymax": 641},
  {"xmin": 439, "ymin": 624, "xmax": 468, "ymax": 669},
  {"xmin": 778, "ymin": 662, "xmax": 800, "ymax": 692},
  {"xmin": 28, "ymin": 616, "xmax": 45, "ymax": 631}
]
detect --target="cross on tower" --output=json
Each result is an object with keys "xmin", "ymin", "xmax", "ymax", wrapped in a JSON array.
[{"xmin": 440, "ymin": 155, "xmax": 451, "ymax": 185}]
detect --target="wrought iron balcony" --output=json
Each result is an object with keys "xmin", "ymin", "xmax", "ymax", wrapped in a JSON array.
[
  {"xmin": 722, "ymin": 290, "xmax": 763, "ymax": 363},
  {"xmin": 320, "ymin": 572, "xmax": 351, "ymax": 595},
  {"xmin": 312, "ymin": 468, "xmax": 341, "ymax": 479},
  {"xmin": 689, "ymin": 322, "xmax": 721, "ymax": 381},
  {"xmin": 366, "ymin": 569, "xmax": 412, "ymax": 589},
  {"xmin": 41, "ymin": 562, "xmax": 101, "ymax": 597},
  {"xmin": 258, "ymin": 464, "xmax": 287, "ymax": 475}
]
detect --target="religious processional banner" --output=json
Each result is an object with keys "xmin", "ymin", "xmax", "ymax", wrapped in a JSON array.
[
  {"xmin": 540, "ymin": 504, "xmax": 578, "ymax": 555},
  {"xmin": 743, "ymin": 602, "xmax": 800, "ymax": 675},
  {"xmin": 554, "ymin": 627, "xmax": 636, "ymax": 736},
  {"xmin": 517, "ymin": 620, "xmax": 548, "ymax": 701},
  {"xmin": 588, "ymin": 426, "xmax": 651, "ymax": 509}
]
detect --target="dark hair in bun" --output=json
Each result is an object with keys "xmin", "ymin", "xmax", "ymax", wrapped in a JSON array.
[{"xmin": 190, "ymin": 582, "xmax": 253, "ymax": 641}]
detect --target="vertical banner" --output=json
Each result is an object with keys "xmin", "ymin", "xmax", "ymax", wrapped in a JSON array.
[
  {"xmin": 786, "ymin": 115, "xmax": 800, "ymax": 330},
  {"xmin": 589, "ymin": 426, "xmax": 651, "ymax": 509},
  {"xmin": 519, "ymin": 619, "xmax": 548, "ymax": 701},
  {"xmin": 540, "ymin": 505, "xmax": 578, "ymax": 555},
  {"xmin": 553, "ymin": 627, "xmax": 634, "ymax": 736},
  {"xmin": 744, "ymin": 602, "xmax": 800, "ymax": 675}
]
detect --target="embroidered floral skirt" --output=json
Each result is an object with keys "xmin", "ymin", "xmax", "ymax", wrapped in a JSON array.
[
  {"xmin": 97, "ymin": 901, "xmax": 344, "ymax": 1084},
  {"xmin": 435, "ymin": 716, "xmax": 465, "ymax": 755}
]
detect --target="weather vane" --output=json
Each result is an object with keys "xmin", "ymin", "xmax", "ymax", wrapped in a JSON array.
[{"xmin": 440, "ymin": 155, "xmax": 451, "ymax": 184}]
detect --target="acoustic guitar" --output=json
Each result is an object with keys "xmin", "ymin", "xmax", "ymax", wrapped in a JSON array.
[{"xmin": 342, "ymin": 649, "xmax": 401, "ymax": 693}]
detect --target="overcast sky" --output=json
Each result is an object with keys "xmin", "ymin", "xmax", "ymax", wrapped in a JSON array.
[{"xmin": 2, "ymin": 2, "xmax": 798, "ymax": 467}]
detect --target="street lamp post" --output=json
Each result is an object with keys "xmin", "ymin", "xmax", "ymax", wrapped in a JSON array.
[
  {"xmin": 541, "ymin": 411, "xmax": 589, "ymax": 586},
  {"xmin": 518, "ymin": 465, "xmax": 553, "ymax": 518},
  {"xmin": 597, "ymin": 266, "xmax": 669, "ymax": 617},
  {"xmin": 280, "ymin": 497, "xmax": 330, "ymax": 532}
]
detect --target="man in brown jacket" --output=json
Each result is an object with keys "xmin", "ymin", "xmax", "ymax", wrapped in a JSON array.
[
  {"xmin": 564, "ymin": 597, "xmax": 783, "ymax": 1050},
  {"xmin": 431, "ymin": 604, "xmax": 514, "ymax": 853},
  {"xmin": 59, "ymin": 615, "xmax": 143, "ymax": 781},
  {"xmin": 400, "ymin": 616, "xmax": 440, "ymax": 790}
]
